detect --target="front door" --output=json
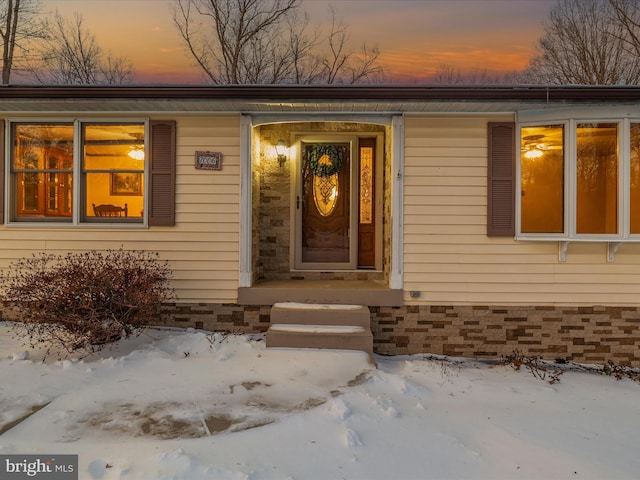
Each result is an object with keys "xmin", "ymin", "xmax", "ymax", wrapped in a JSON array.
[
  {"xmin": 294, "ymin": 133, "xmax": 382, "ymax": 271},
  {"xmin": 296, "ymin": 139, "xmax": 357, "ymax": 269}
]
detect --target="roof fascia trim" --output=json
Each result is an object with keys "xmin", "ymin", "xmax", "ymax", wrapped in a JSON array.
[
  {"xmin": 250, "ymin": 113, "xmax": 394, "ymax": 126},
  {"xmin": 517, "ymin": 104, "xmax": 640, "ymax": 123}
]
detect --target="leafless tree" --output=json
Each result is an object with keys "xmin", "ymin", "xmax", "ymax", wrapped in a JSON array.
[
  {"xmin": 522, "ymin": 0, "xmax": 640, "ymax": 85},
  {"xmin": 432, "ymin": 64, "xmax": 464, "ymax": 84},
  {"xmin": 319, "ymin": 6, "xmax": 382, "ymax": 84},
  {"xmin": 432, "ymin": 64, "xmax": 512, "ymax": 85},
  {"xmin": 286, "ymin": 12, "xmax": 324, "ymax": 84},
  {"xmin": 28, "ymin": 11, "xmax": 134, "ymax": 85},
  {"xmin": 173, "ymin": 0, "xmax": 383, "ymax": 84},
  {"xmin": 0, "ymin": 0, "xmax": 47, "ymax": 84}
]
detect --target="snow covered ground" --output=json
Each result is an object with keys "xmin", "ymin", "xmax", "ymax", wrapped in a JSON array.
[{"xmin": 1, "ymin": 323, "xmax": 639, "ymax": 480}]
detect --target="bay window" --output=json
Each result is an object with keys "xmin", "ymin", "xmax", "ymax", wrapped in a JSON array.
[{"xmin": 516, "ymin": 117, "xmax": 640, "ymax": 241}]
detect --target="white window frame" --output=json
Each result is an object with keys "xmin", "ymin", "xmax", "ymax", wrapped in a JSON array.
[
  {"xmin": 516, "ymin": 108, "xmax": 640, "ymax": 243},
  {"xmin": 5, "ymin": 117, "xmax": 149, "ymax": 227},
  {"xmin": 516, "ymin": 120, "xmax": 570, "ymax": 240}
]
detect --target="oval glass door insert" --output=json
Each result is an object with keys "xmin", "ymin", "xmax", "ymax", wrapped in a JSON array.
[{"xmin": 313, "ymin": 154, "xmax": 339, "ymax": 216}]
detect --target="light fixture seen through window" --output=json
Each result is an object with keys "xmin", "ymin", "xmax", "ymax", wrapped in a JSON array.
[
  {"xmin": 128, "ymin": 147, "xmax": 144, "ymax": 160},
  {"xmin": 524, "ymin": 148, "xmax": 543, "ymax": 159}
]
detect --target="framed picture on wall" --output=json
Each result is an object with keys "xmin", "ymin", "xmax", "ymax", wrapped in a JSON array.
[{"xmin": 110, "ymin": 173, "xmax": 142, "ymax": 196}]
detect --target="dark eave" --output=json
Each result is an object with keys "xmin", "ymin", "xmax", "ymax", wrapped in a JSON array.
[
  {"xmin": 0, "ymin": 84, "xmax": 639, "ymax": 102},
  {"xmin": 0, "ymin": 85, "xmax": 638, "ymax": 115}
]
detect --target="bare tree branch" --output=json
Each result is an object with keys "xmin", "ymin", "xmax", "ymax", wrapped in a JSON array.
[
  {"xmin": 27, "ymin": 11, "xmax": 134, "ymax": 85},
  {"xmin": 522, "ymin": 0, "xmax": 640, "ymax": 85},
  {"xmin": 174, "ymin": 0, "xmax": 297, "ymax": 84},
  {"xmin": 173, "ymin": 0, "xmax": 383, "ymax": 84},
  {"xmin": 609, "ymin": 0, "xmax": 640, "ymax": 58},
  {"xmin": 173, "ymin": 0, "xmax": 218, "ymax": 82},
  {"xmin": 322, "ymin": 8, "xmax": 350, "ymax": 84},
  {"xmin": 0, "ymin": 0, "xmax": 47, "ymax": 84}
]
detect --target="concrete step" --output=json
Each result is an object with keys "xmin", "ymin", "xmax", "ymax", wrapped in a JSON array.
[
  {"xmin": 238, "ymin": 280, "xmax": 403, "ymax": 307},
  {"xmin": 266, "ymin": 324, "xmax": 373, "ymax": 355},
  {"xmin": 270, "ymin": 302, "xmax": 371, "ymax": 328},
  {"xmin": 266, "ymin": 303, "xmax": 374, "ymax": 357}
]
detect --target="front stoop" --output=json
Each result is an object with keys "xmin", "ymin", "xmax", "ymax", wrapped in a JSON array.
[{"xmin": 266, "ymin": 302, "xmax": 373, "ymax": 356}]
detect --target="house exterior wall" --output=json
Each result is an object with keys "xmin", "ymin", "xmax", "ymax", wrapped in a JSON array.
[
  {"xmin": 379, "ymin": 114, "xmax": 640, "ymax": 365},
  {"xmin": 0, "ymin": 114, "xmax": 242, "ymax": 304},
  {"xmin": 153, "ymin": 113, "xmax": 640, "ymax": 366},
  {"xmin": 4, "ymin": 106, "xmax": 640, "ymax": 366},
  {"xmin": 172, "ymin": 115, "xmax": 241, "ymax": 302},
  {"xmin": 403, "ymin": 114, "xmax": 640, "ymax": 306}
]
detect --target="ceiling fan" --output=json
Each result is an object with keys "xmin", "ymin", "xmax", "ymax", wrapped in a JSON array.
[{"xmin": 522, "ymin": 134, "xmax": 562, "ymax": 159}]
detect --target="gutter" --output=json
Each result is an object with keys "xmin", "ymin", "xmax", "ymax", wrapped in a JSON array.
[{"xmin": 0, "ymin": 84, "xmax": 638, "ymax": 102}]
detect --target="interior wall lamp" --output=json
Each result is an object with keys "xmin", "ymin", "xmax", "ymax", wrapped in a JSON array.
[{"xmin": 275, "ymin": 140, "xmax": 287, "ymax": 167}]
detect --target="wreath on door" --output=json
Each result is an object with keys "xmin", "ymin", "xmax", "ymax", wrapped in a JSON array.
[{"xmin": 306, "ymin": 144, "xmax": 346, "ymax": 177}]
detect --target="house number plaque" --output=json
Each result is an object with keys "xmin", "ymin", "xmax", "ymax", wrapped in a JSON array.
[{"xmin": 195, "ymin": 151, "xmax": 223, "ymax": 170}]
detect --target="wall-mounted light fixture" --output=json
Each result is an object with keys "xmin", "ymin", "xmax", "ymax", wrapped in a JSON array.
[{"xmin": 275, "ymin": 140, "xmax": 287, "ymax": 167}]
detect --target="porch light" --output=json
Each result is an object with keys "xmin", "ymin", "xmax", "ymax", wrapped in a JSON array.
[{"xmin": 275, "ymin": 140, "xmax": 287, "ymax": 167}]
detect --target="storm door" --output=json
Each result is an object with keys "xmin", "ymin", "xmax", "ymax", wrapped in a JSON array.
[{"xmin": 295, "ymin": 139, "xmax": 357, "ymax": 269}]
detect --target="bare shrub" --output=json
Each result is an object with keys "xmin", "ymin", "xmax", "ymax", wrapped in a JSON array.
[
  {"xmin": 0, "ymin": 249, "xmax": 174, "ymax": 357},
  {"xmin": 499, "ymin": 349, "xmax": 564, "ymax": 385},
  {"xmin": 600, "ymin": 361, "xmax": 640, "ymax": 382}
]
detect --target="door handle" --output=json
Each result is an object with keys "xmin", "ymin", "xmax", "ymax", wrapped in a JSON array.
[{"xmin": 296, "ymin": 195, "xmax": 300, "ymax": 209}]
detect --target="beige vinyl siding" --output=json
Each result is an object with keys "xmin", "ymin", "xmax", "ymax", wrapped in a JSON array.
[
  {"xmin": 403, "ymin": 115, "xmax": 640, "ymax": 306},
  {"xmin": 0, "ymin": 114, "xmax": 241, "ymax": 304}
]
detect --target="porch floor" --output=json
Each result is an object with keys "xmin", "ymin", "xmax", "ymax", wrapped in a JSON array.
[{"xmin": 237, "ymin": 279, "xmax": 403, "ymax": 307}]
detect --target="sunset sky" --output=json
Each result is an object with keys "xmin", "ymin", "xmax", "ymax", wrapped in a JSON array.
[{"xmin": 45, "ymin": 0, "xmax": 556, "ymax": 84}]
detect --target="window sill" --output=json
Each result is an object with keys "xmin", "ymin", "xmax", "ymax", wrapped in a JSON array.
[{"xmin": 5, "ymin": 221, "xmax": 147, "ymax": 228}]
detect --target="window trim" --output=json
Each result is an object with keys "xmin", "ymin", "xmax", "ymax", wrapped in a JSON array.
[
  {"xmin": 515, "ymin": 115, "xmax": 640, "ymax": 242},
  {"xmin": 5, "ymin": 117, "xmax": 149, "ymax": 227}
]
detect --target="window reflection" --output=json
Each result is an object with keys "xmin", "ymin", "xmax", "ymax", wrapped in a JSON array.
[{"xmin": 576, "ymin": 123, "xmax": 618, "ymax": 235}]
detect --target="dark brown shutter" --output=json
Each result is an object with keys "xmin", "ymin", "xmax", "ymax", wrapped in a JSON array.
[
  {"xmin": 148, "ymin": 120, "xmax": 176, "ymax": 226},
  {"xmin": 0, "ymin": 120, "xmax": 4, "ymax": 224},
  {"xmin": 487, "ymin": 122, "xmax": 515, "ymax": 237}
]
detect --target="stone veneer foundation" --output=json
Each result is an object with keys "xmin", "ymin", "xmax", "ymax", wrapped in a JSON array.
[{"xmin": 157, "ymin": 303, "xmax": 640, "ymax": 367}]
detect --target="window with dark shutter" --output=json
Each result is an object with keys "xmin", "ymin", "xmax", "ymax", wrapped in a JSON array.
[
  {"xmin": 148, "ymin": 120, "xmax": 176, "ymax": 226},
  {"xmin": 487, "ymin": 122, "xmax": 515, "ymax": 237}
]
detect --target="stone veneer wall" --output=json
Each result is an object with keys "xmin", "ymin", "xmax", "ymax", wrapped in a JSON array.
[
  {"xmin": 158, "ymin": 303, "xmax": 640, "ymax": 366},
  {"xmin": 159, "ymin": 303, "xmax": 272, "ymax": 333}
]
